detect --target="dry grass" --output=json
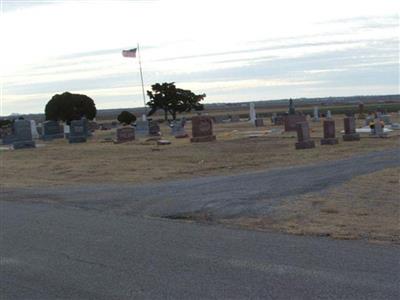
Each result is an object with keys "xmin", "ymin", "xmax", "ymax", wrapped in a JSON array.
[
  {"xmin": 1, "ymin": 114, "xmax": 399, "ymax": 188},
  {"xmin": 223, "ymin": 167, "xmax": 400, "ymax": 244}
]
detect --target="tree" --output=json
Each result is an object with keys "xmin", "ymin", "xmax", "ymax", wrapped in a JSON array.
[
  {"xmin": 146, "ymin": 82, "xmax": 205, "ymax": 121},
  {"xmin": 117, "ymin": 111, "xmax": 137, "ymax": 125},
  {"xmin": 45, "ymin": 92, "xmax": 96, "ymax": 124}
]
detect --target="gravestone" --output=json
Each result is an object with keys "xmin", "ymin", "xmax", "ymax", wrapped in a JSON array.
[
  {"xmin": 249, "ymin": 103, "xmax": 256, "ymax": 125},
  {"xmin": 12, "ymin": 119, "xmax": 36, "ymax": 149},
  {"xmin": 191, "ymin": 116, "xmax": 216, "ymax": 142},
  {"xmin": 380, "ymin": 115, "xmax": 391, "ymax": 125},
  {"xmin": 288, "ymin": 99, "xmax": 295, "ymax": 115},
  {"xmin": 116, "ymin": 126, "xmax": 135, "ymax": 143},
  {"xmin": 213, "ymin": 115, "xmax": 227, "ymax": 124},
  {"xmin": 230, "ymin": 115, "xmax": 240, "ymax": 122},
  {"xmin": 343, "ymin": 117, "xmax": 360, "ymax": 141},
  {"xmin": 135, "ymin": 120, "xmax": 150, "ymax": 136},
  {"xmin": 30, "ymin": 120, "xmax": 40, "ymax": 139},
  {"xmin": 42, "ymin": 121, "xmax": 64, "ymax": 140},
  {"xmin": 358, "ymin": 102, "xmax": 365, "ymax": 119},
  {"xmin": 149, "ymin": 121, "xmax": 161, "ymax": 136},
  {"xmin": 283, "ymin": 115, "xmax": 306, "ymax": 131},
  {"xmin": 255, "ymin": 118, "xmax": 264, "ymax": 127},
  {"xmin": 326, "ymin": 110, "xmax": 332, "ymax": 119},
  {"xmin": 364, "ymin": 115, "xmax": 374, "ymax": 126},
  {"xmin": 312, "ymin": 107, "xmax": 320, "ymax": 122},
  {"xmin": 321, "ymin": 120, "xmax": 338, "ymax": 145},
  {"xmin": 295, "ymin": 122, "xmax": 315, "ymax": 150},
  {"xmin": 68, "ymin": 119, "xmax": 88, "ymax": 143},
  {"xmin": 171, "ymin": 119, "xmax": 188, "ymax": 138},
  {"xmin": 272, "ymin": 114, "xmax": 284, "ymax": 126},
  {"xmin": 372, "ymin": 119, "xmax": 386, "ymax": 137},
  {"xmin": 1, "ymin": 125, "xmax": 15, "ymax": 145}
]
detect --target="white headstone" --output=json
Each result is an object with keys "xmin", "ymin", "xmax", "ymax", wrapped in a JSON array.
[
  {"xmin": 326, "ymin": 110, "xmax": 332, "ymax": 119},
  {"xmin": 30, "ymin": 120, "xmax": 39, "ymax": 139},
  {"xmin": 312, "ymin": 107, "xmax": 319, "ymax": 121},
  {"xmin": 142, "ymin": 114, "xmax": 147, "ymax": 122},
  {"xmin": 249, "ymin": 103, "xmax": 256, "ymax": 125},
  {"xmin": 64, "ymin": 124, "xmax": 70, "ymax": 133}
]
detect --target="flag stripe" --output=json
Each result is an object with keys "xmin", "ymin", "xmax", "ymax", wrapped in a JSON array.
[{"xmin": 122, "ymin": 48, "xmax": 137, "ymax": 57}]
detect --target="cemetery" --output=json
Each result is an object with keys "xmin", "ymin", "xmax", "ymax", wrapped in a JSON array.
[{"xmin": 1, "ymin": 101, "xmax": 399, "ymax": 243}]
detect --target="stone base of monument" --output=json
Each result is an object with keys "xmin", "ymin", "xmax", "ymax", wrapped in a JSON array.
[
  {"xmin": 12, "ymin": 140, "xmax": 36, "ymax": 149},
  {"xmin": 342, "ymin": 133, "xmax": 360, "ymax": 141},
  {"xmin": 69, "ymin": 136, "xmax": 87, "ymax": 143},
  {"xmin": 190, "ymin": 135, "xmax": 216, "ymax": 143},
  {"xmin": 42, "ymin": 133, "xmax": 65, "ymax": 141},
  {"xmin": 254, "ymin": 119, "xmax": 264, "ymax": 127},
  {"xmin": 295, "ymin": 140, "xmax": 315, "ymax": 150},
  {"xmin": 320, "ymin": 138, "xmax": 339, "ymax": 145}
]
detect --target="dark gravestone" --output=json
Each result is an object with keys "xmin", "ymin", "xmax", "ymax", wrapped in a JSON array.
[
  {"xmin": 12, "ymin": 119, "xmax": 36, "ymax": 149},
  {"xmin": 321, "ymin": 120, "xmax": 339, "ymax": 145},
  {"xmin": 191, "ymin": 116, "xmax": 216, "ymax": 143},
  {"xmin": 42, "ymin": 121, "xmax": 64, "ymax": 141},
  {"xmin": 149, "ymin": 121, "xmax": 161, "ymax": 136},
  {"xmin": 69, "ymin": 119, "xmax": 88, "ymax": 143},
  {"xmin": 116, "ymin": 126, "xmax": 135, "ymax": 143},
  {"xmin": 295, "ymin": 122, "xmax": 315, "ymax": 150},
  {"xmin": 288, "ymin": 99, "xmax": 295, "ymax": 115},
  {"xmin": 343, "ymin": 117, "xmax": 360, "ymax": 141},
  {"xmin": 284, "ymin": 115, "xmax": 306, "ymax": 131},
  {"xmin": 1, "ymin": 126, "xmax": 15, "ymax": 145},
  {"xmin": 254, "ymin": 118, "xmax": 264, "ymax": 127}
]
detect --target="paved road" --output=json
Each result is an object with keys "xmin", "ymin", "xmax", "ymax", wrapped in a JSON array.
[
  {"xmin": 1, "ymin": 149, "xmax": 399, "ymax": 299},
  {"xmin": 1, "ymin": 201, "xmax": 399, "ymax": 299}
]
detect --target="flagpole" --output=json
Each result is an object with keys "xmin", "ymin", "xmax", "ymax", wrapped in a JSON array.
[{"xmin": 137, "ymin": 43, "xmax": 147, "ymax": 116}]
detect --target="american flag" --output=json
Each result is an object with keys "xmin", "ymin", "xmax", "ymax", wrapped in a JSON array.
[{"xmin": 122, "ymin": 48, "xmax": 137, "ymax": 58}]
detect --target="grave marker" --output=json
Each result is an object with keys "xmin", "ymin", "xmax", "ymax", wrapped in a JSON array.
[
  {"xmin": 12, "ymin": 119, "xmax": 36, "ymax": 149},
  {"xmin": 68, "ymin": 119, "xmax": 88, "ymax": 143},
  {"xmin": 116, "ymin": 126, "xmax": 135, "ymax": 143},
  {"xmin": 295, "ymin": 122, "xmax": 315, "ymax": 150},
  {"xmin": 191, "ymin": 116, "xmax": 216, "ymax": 142},
  {"xmin": 42, "ymin": 121, "xmax": 64, "ymax": 140},
  {"xmin": 321, "ymin": 120, "xmax": 338, "ymax": 145},
  {"xmin": 342, "ymin": 117, "xmax": 360, "ymax": 141}
]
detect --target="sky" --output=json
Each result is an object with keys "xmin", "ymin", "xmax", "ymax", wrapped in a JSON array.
[{"xmin": 0, "ymin": 0, "xmax": 399, "ymax": 115}]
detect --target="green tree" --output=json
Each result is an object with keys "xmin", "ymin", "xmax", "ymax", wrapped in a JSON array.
[
  {"xmin": 45, "ymin": 92, "xmax": 96, "ymax": 124},
  {"xmin": 146, "ymin": 82, "xmax": 205, "ymax": 121},
  {"xmin": 117, "ymin": 111, "xmax": 137, "ymax": 125}
]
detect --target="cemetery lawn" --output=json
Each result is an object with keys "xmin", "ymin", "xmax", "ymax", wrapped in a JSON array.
[
  {"xmin": 1, "ymin": 114, "xmax": 399, "ymax": 188},
  {"xmin": 222, "ymin": 167, "xmax": 399, "ymax": 244}
]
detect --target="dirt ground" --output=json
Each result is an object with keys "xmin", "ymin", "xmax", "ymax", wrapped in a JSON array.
[
  {"xmin": 222, "ymin": 167, "xmax": 399, "ymax": 244},
  {"xmin": 1, "ymin": 113, "xmax": 399, "ymax": 188}
]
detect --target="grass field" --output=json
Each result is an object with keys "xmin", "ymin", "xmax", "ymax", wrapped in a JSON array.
[
  {"xmin": 1, "ymin": 113, "xmax": 399, "ymax": 188},
  {"xmin": 1, "ymin": 112, "xmax": 399, "ymax": 243}
]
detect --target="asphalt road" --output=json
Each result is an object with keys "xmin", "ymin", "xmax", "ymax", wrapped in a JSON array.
[{"xmin": 1, "ymin": 149, "xmax": 399, "ymax": 299}]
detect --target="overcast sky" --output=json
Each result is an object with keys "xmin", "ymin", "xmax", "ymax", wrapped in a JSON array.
[{"xmin": 0, "ymin": 0, "xmax": 399, "ymax": 115}]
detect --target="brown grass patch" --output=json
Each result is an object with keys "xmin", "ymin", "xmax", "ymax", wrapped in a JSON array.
[
  {"xmin": 222, "ymin": 167, "xmax": 400, "ymax": 243},
  {"xmin": 1, "ymin": 114, "xmax": 399, "ymax": 188}
]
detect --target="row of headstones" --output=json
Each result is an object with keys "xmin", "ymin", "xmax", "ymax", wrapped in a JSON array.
[
  {"xmin": 116, "ymin": 116, "xmax": 216, "ymax": 144},
  {"xmin": 294, "ymin": 116, "xmax": 387, "ymax": 150},
  {"xmin": 1, "ymin": 119, "xmax": 92, "ymax": 149}
]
